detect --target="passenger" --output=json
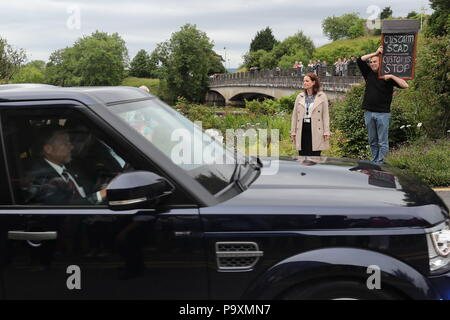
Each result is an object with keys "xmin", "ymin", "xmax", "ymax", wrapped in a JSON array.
[{"xmin": 139, "ymin": 85, "xmax": 150, "ymax": 92}]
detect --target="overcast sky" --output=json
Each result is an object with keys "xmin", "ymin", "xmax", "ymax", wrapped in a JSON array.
[{"xmin": 0, "ymin": 0, "xmax": 431, "ymax": 68}]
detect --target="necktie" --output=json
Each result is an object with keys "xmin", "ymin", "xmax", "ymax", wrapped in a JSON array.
[{"xmin": 62, "ymin": 169, "xmax": 82, "ymax": 200}]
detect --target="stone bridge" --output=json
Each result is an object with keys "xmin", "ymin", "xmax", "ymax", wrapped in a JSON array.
[{"xmin": 206, "ymin": 68, "xmax": 364, "ymax": 106}]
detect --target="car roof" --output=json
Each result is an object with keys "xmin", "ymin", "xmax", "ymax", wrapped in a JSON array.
[{"xmin": 0, "ymin": 84, "xmax": 154, "ymax": 106}]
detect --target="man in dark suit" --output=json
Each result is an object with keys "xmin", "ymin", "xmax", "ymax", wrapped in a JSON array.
[{"xmin": 25, "ymin": 126, "xmax": 106, "ymax": 205}]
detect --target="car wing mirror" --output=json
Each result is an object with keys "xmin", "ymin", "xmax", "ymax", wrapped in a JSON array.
[{"xmin": 106, "ymin": 171, "xmax": 174, "ymax": 211}]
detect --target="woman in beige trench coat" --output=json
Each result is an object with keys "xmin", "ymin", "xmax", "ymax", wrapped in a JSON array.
[{"xmin": 290, "ymin": 73, "xmax": 330, "ymax": 156}]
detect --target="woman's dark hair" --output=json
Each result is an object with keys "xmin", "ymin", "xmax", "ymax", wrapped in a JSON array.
[{"xmin": 304, "ymin": 73, "xmax": 321, "ymax": 95}]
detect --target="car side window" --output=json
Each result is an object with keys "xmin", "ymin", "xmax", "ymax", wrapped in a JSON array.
[{"xmin": 2, "ymin": 108, "xmax": 133, "ymax": 206}]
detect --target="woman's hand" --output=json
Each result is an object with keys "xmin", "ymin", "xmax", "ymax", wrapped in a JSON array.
[
  {"xmin": 291, "ymin": 135, "xmax": 296, "ymax": 142},
  {"xmin": 324, "ymin": 135, "xmax": 330, "ymax": 141}
]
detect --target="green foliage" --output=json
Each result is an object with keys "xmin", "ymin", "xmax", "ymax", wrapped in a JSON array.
[
  {"xmin": 348, "ymin": 19, "xmax": 366, "ymax": 39},
  {"xmin": 130, "ymin": 49, "xmax": 155, "ymax": 78},
  {"xmin": 243, "ymin": 31, "xmax": 314, "ymax": 69},
  {"xmin": 208, "ymin": 52, "xmax": 226, "ymax": 75},
  {"xmin": 121, "ymin": 77, "xmax": 160, "ymax": 95},
  {"xmin": 392, "ymin": 35, "xmax": 450, "ymax": 138},
  {"xmin": 250, "ymin": 27, "xmax": 278, "ymax": 52},
  {"xmin": 243, "ymin": 49, "xmax": 268, "ymax": 69},
  {"xmin": 153, "ymin": 24, "xmax": 218, "ymax": 104},
  {"xmin": 0, "ymin": 37, "xmax": 27, "ymax": 81},
  {"xmin": 425, "ymin": 0, "xmax": 450, "ymax": 36},
  {"xmin": 245, "ymin": 99, "xmax": 280, "ymax": 115},
  {"xmin": 387, "ymin": 137, "xmax": 450, "ymax": 187},
  {"xmin": 259, "ymin": 51, "xmax": 278, "ymax": 69},
  {"xmin": 272, "ymin": 31, "xmax": 315, "ymax": 63},
  {"xmin": 330, "ymin": 85, "xmax": 370, "ymax": 158},
  {"xmin": 11, "ymin": 63, "xmax": 45, "ymax": 84},
  {"xmin": 277, "ymin": 92, "xmax": 299, "ymax": 112},
  {"xmin": 314, "ymin": 37, "xmax": 380, "ymax": 63},
  {"xmin": 407, "ymin": 11, "xmax": 419, "ymax": 19},
  {"xmin": 380, "ymin": 7, "xmax": 393, "ymax": 20},
  {"xmin": 322, "ymin": 13, "xmax": 366, "ymax": 41},
  {"xmin": 45, "ymin": 31, "xmax": 128, "ymax": 86},
  {"xmin": 277, "ymin": 52, "xmax": 308, "ymax": 68}
]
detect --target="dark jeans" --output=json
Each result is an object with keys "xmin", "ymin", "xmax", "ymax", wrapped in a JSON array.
[{"xmin": 298, "ymin": 122, "xmax": 321, "ymax": 156}]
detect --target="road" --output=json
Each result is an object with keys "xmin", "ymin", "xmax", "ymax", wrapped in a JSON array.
[{"xmin": 435, "ymin": 189, "xmax": 450, "ymax": 208}]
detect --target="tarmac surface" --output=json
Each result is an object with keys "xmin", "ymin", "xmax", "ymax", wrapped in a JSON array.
[{"xmin": 435, "ymin": 189, "xmax": 450, "ymax": 208}]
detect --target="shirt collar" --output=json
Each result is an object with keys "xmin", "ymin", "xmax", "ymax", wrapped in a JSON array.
[{"xmin": 44, "ymin": 159, "xmax": 65, "ymax": 175}]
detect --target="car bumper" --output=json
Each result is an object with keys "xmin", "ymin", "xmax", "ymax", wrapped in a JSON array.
[{"xmin": 429, "ymin": 270, "xmax": 450, "ymax": 300}]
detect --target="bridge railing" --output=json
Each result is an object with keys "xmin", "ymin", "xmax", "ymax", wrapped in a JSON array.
[{"xmin": 209, "ymin": 67, "xmax": 364, "ymax": 92}]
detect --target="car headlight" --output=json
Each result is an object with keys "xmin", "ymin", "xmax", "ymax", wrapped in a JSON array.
[{"xmin": 427, "ymin": 221, "xmax": 450, "ymax": 273}]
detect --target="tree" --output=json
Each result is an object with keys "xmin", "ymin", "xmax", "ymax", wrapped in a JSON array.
[
  {"xmin": 46, "ymin": 31, "xmax": 129, "ymax": 86},
  {"xmin": 426, "ymin": 0, "xmax": 450, "ymax": 36},
  {"xmin": 406, "ymin": 11, "xmax": 419, "ymax": 19},
  {"xmin": 322, "ymin": 13, "xmax": 365, "ymax": 41},
  {"xmin": 208, "ymin": 51, "xmax": 226, "ymax": 75},
  {"xmin": 243, "ymin": 49, "xmax": 268, "ymax": 69},
  {"xmin": 0, "ymin": 37, "xmax": 27, "ymax": 81},
  {"xmin": 348, "ymin": 19, "xmax": 366, "ymax": 39},
  {"xmin": 154, "ymin": 24, "xmax": 219, "ymax": 103},
  {"xmin": 272, "ymin": 31, "xmax": 315, "ymax": 62},
  {"xmin": 250, "ymin": 27, "xmax": 277, "ymax": 52},
  {"xmin": 12, "ymin": 60, "xmax": 46, "ymax": 84},
  {"xmin": 130, "ymin": 49, "xmax": 152, "ymax": 78},
  {"xmin": 243, "ymin": 31, "xmax": 315, "ymax": 69},
  {"xmin": 380, "ymin": 7, "xmax": 393, "ymax": 20}
]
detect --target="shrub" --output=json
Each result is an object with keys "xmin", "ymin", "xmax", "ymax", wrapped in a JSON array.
[
  {"xmin": 387, "ymin": 138, "xmax": 450, "ymax": 187},
  {"xmin": 391, "ymin": 36, "xmax": 450, "ymax": 139},
  {"xmin": 11, "ymin": 65, "xmax": 45, "ymax": 84},
  {"xmin": 187, "ymin": 105, "xmax": 215, "ymax": 128},
  {"xmin": 245, "ymin": 99, "xmax": 280, "ymax": 115},
  {"xmin": 330, "ymin": 84, "xmax": 370, "ymax": 158},
  {"xmin": 278, "ymin": 92, "xmax": 299, "ymax": 112}
]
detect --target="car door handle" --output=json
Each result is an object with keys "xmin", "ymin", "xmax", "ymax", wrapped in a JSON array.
[{"xmin": 8, "ymin": 231, "xmax": 58, "ymax": 241}]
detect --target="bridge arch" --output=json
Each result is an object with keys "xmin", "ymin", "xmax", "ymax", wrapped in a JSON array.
[
  {"xmin": 229, "ymin": 92, "xmax": 275, "ymax": 106},
  {"xmin": 204, "ymin": 90, "xmax": 226, "ymax": 106},
  {"xmin": 207, "ymin": 86, "xmax": 299, "ymax": 106}
]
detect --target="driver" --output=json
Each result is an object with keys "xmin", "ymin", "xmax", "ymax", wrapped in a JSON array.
[{"xmin": 25, "ymin": 125, "xmax": 107, "ymax": 205}]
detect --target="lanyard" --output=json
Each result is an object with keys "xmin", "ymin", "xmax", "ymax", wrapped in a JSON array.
[{"xmin": 305, "ymin": 95, "xmax": 315, "ymax": 116}]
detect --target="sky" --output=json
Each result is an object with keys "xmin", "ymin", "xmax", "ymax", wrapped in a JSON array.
[{"xmin": 0, "ymin": 0, "xmax": 431, "ymax": 68}]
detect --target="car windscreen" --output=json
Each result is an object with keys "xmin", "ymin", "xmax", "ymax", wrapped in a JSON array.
[{"xmin": 109, "ymin": 98, "xmax": 236, "ymax": 195}]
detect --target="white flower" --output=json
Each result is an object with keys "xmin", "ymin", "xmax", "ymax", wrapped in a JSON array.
[
  {"xmin": 205, "ymin": 129, "xmax": 219, "ymax": 137},
  {"xmin": 400, "ymin": 125, "xmax": 405, "ymax": 129},
  {"xmin": 417, "ymin": 123, "xmax": 422, "ymax": 128},
  {"xmin": 406, "ymin": 125, "xmax": 411, "ymax": 128}
]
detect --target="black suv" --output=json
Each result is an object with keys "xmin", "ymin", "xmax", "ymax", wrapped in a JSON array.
[{"xmin": 0, "ymin": 84, "xmax": 448, "ymax": 300}]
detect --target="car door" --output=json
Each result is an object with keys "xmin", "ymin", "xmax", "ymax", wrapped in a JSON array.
[{"xmin": 0, "ymin": 101, "xmax": 208, "ymax": 299}]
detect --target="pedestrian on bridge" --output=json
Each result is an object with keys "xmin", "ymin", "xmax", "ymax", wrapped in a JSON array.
[
  {"xmin": 290, "ymin": 73, "xmax": 330, "ymax": 156},
  {"xmin": 357, "ymin": 46, "xmax": 409, "ymax": 164}
]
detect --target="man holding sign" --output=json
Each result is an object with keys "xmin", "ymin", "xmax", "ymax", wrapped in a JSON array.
[{"xmin": 357, "ymin": 46, "xmax": 409, "ymax": 164}]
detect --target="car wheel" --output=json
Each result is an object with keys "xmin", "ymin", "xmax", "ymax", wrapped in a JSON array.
[{"xmin": 281, "ymin": 280, "xmax": 402, "ymax": 300}]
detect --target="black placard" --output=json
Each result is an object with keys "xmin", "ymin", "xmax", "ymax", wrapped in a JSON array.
[{"xmin": 380, "ymin": 33, "xmax": 417, "ymax": 79}]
